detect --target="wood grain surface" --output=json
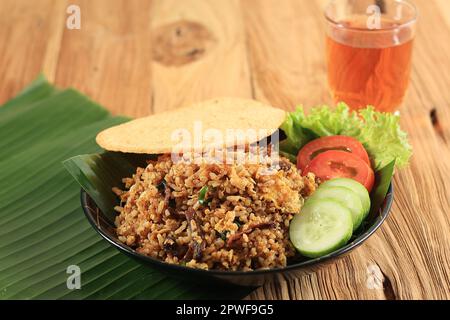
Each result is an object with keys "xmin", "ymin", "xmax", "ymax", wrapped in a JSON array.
[{"xmin": 0, "ymin": 0, "xmax": 448, "ymax": 300}]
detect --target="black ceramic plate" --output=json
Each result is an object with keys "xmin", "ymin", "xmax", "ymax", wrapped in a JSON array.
[{"xmin": 80, "ymin": 184, "xmax": 393, "ymax": 287}]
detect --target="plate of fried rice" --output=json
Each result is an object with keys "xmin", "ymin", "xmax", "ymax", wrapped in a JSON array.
[{"xmin": 72, "ymin": 98, "xmax": 398, "ymax": 286}]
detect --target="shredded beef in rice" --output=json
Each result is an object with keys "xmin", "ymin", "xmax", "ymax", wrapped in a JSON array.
[{"xmin": 114, "ymin": 154, "xmax": 316, "ymax": 271}]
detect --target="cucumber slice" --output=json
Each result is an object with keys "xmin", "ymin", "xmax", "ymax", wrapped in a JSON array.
[
  {"xmin": 310, "ymin": 186, "xmax": 364, "ymax": 231},
  {"xmin": 290, "ymin": 199, "xmax": 353, "ymax": 258},
  {"xmin": 320, "ymin": 178, "xmax": 370, "ymax": 219}
]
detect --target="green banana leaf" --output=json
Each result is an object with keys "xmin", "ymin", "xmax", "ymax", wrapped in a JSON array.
[
  {"xmin": 0, "ymin": 75, "xmax": 252, "ymax": 300},
  {"xmin": 369, "ymin": 160, "xmax": 395, "ymax": 217}
]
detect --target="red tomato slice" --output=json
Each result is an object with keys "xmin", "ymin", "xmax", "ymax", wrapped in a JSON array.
[
  {"xmin": 303, "ymin": 150, "xmax": 375, "ymax": 192},
  {"xmin": 297, "ymin": 135, "xmax": 371, "ymax": 172}
]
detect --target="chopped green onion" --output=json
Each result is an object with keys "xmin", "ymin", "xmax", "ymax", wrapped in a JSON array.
[
  {"xmin": 218, "ymin": 231, "xmax": 228, "ymax": 241},
  {"xmin": 157, "ymin": 179, "xmax": 167, "ymax": 193},
  {"xmin": 198, "ymin": 186, "xmax": 209, "ymax": 205}
]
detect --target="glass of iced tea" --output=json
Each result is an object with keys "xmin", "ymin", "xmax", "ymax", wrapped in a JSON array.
[{"xmin": 325, "ymin": 0, "xmax": 418, "ymax": 112}]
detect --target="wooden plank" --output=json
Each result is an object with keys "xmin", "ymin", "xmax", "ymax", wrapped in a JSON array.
[
  {"xmin": 387, "ymin": 0, "xmax": 450, "ymax": 299},
  {"xmin": 0, "ymin": 0, "xmax": 66, "ymax": 104},
  {"xmin": 244, "ymin": 0, "xmax": 450, "ymax": 300},
  {"xmin": 41, "ymin": 0, "xmax": 68, "ymax": 83},
  {"xmin": 54, "ymin": 0, "xmax": 153, "ymax": 117},
  {"xmin": 1, "ymin": 0, "xmax": 449, "ymax": 301},
  {"xmin": 242, "ymin": 0, "xmax": 332, "ymax": 111},
  {"xmin": 150, "ymin": 0, "xmax": 252, "ymax": 113},
  {"xmin": 435, "ymin": 0, "xmax": 450, "ymax": 30}
]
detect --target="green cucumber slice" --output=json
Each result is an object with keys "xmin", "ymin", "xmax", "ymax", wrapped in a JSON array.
[
  {"xmin": 310, "ymin": 186, "xmax": 364, "ymax": 231},
  {"xmin": 320, "ymin": 178, "xmax": 370, "ymax": 219},
  {"xmin": 289, "ymin": 199, "xmax": 353, "ymax": 258}
]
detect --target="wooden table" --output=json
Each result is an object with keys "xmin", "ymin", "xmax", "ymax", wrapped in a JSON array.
[{"xmin": 1, "ymin": 0, "xmax": 449, "ymax": 300}]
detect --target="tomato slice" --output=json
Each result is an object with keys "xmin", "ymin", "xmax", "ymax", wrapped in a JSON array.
[
  {"xmin": 297, "ymin": 135, "xmax": 371, "ymax": 172},
  {"xmin": 303, "ymin": 150, "xmax": 375, "ymax": 192}
]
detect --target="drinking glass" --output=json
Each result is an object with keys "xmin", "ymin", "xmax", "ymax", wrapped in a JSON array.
[{"xmin": 325, "ymin": 0, "xmax": 418, "ymax": 112}]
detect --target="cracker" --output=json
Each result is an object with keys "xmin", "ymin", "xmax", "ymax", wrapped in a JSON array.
[{"xmin": 96, "ymin": 97, "xmax": 286, "ymax": 154}]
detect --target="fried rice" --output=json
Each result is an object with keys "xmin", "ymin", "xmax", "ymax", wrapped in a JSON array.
[{"xmin": 113, "ymin": 153, "xmax": 316, "ymax": 271}]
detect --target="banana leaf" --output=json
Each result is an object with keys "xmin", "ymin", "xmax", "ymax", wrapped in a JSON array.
[
  {"xmin": 0, "ymin": 75, "xmax": 252, "ymax": 300},
  {"xmin": 369, "ymin": 160, "xmax": 395, "ymax": 217}
]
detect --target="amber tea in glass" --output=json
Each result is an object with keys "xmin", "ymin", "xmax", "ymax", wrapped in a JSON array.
[{"xmin": 325, "ymin": 0, "xmax": 417, "ymax": 112}]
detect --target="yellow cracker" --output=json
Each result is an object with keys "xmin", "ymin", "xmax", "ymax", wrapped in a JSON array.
[{"xmin": 96, "ymin": 97, "xmax": 286, "ymax": 154}]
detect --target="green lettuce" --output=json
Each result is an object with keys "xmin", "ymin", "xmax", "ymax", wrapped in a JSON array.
[
  {"xmin": 280, "ymin": 103, "xmax": 412, "ymax": 170},
  {"xmin": 279, "ymin": 111, "xmax": 315, "ymax": 156}
]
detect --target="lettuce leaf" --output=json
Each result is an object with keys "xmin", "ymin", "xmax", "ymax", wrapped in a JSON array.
[
  {"xmin": 280, "ymin": 103, "xmax": 412, "ymax": 170},
  {"xmin": 355, "ymin": 108, "xmax": 411, "ymax": 169},
  {"xmin": 279, "ymin": 110, "xmax": 315, "ymax": 155}
]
